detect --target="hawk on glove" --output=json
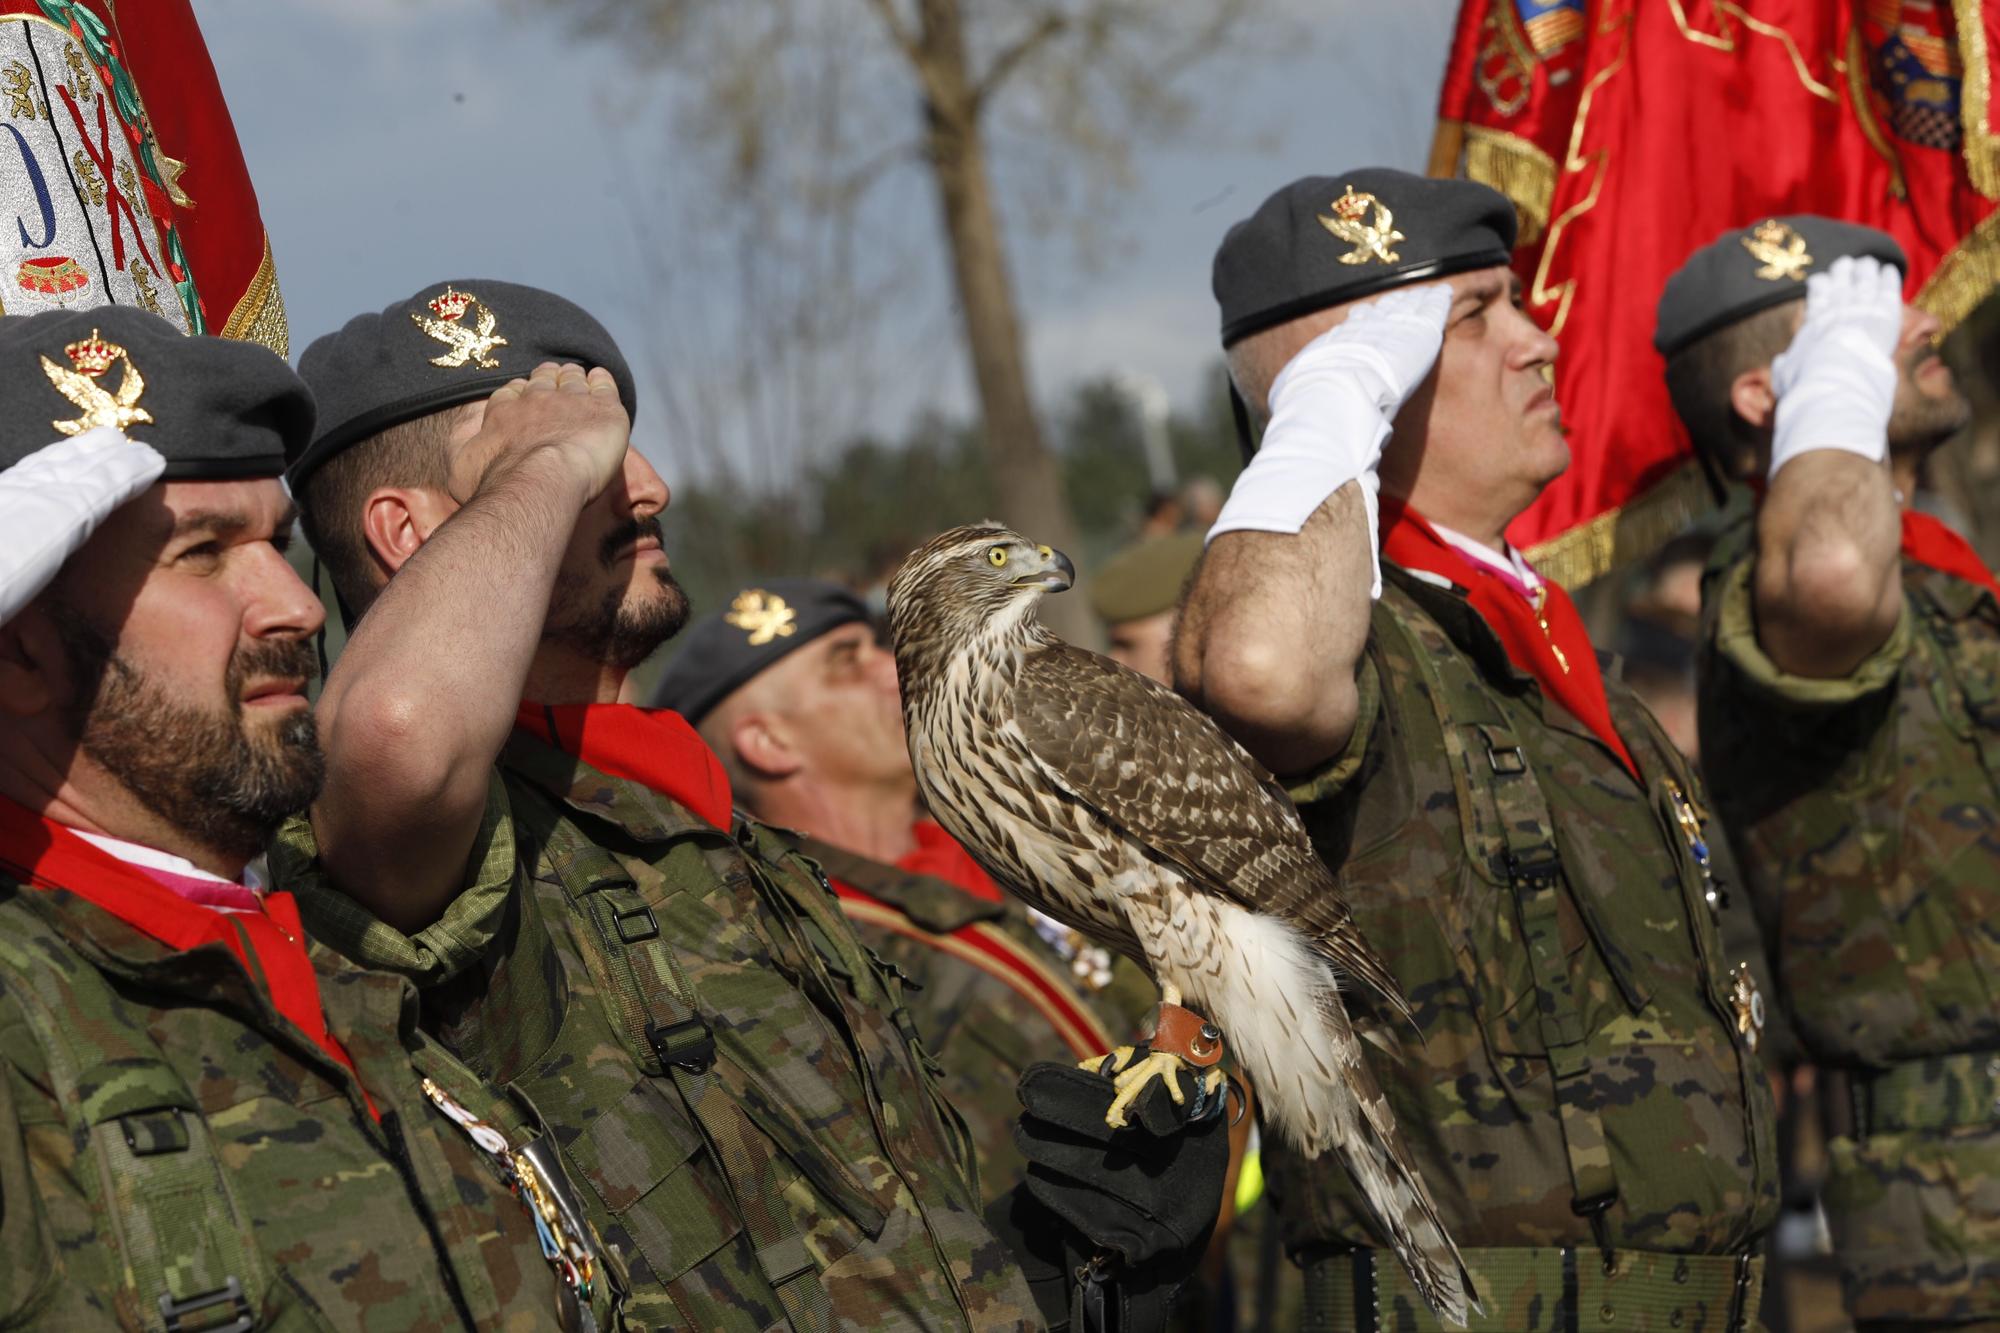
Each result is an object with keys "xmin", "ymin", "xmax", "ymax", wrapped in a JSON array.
[{"xmin": 887, "ymin": 524, "xmax": 1472, "ymax": 1325}]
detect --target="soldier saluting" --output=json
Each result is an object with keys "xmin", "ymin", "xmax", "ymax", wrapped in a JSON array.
[
  {"xmin": 0, "ymin": 308, "xmax": 617, "ymax": 1330},
  {"xmin": 274, "ymin": 282, "xmax": 1226, "ymax": 1330},
  {"xmin": 1176, "ymin": 170, "xmax": 1778, "ymax": 1329},
  {"xmin": 1658, "ymin": 218, "xmax": 1998, "ymax": 1331}
]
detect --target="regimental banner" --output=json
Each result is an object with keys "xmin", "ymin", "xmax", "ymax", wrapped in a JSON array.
[
  {"xmin": 0, "ymin": 0, "xmax": 284, "ymax": 354},
  {"xmin": 1434, "ymin": 1, "xmax": 2000, "ymax": 588}
]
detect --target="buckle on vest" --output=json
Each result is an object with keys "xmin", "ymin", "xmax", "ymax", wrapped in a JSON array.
[
  {"xmin": 612, "ymin": 903, "xmax": 659, "ymax": 943},
  {"xmin": 1505, "ymin": 851, "xmax": 1561, "ymax": 889},
  {"xmin": 159, "ymin": 1276, "xmax": 253, "ymax": 1333},
  {"xmin": 647, "ymin": 1016, "xmax": 715, "ymax": 1074},
  {"xmin": 1487, "ymin": 744, "xmax": 1527, "ymax": 774}
]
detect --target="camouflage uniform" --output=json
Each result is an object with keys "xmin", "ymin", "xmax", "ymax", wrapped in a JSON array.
[
  {"xmin": 795, "ymin": 834, "xmax": 1157, "ymax": 1207},
  {"xmin": 1698, "ymin": 522, "xmax": 2000, "ymax": 1327},
  {"xmin": 275, "ymin": 732, "xmax": 1040, "ymax": 1332},
  {"xmin": 1274, "ymin": 566, "xmax": 1778, "ymax": 1332},
  {"xmin": 0, "ymin": 870, "xmax": 611, "ymax": 1332}
]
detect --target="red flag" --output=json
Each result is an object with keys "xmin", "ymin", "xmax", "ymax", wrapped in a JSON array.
[
  {"xmin": 1434, "ymin": 0, "xmax": 2000, "ymax": 587},
  {"xmin": 0, "ymin": 0, "xmax": 284, "ymax": 353}
]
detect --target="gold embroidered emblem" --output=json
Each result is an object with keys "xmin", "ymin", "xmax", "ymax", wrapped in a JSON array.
[
  {"xmin": 410, "ymin": 285, "xmax": 509, "ymax": 370},
  {"xmin": 3, "ymin": 60, "xmax": 39, "ymax": 119},
  {"xmin": 1318, "ymin": 186, "xmax": 1406, "ymax": 266},
  {"xmin": 1729, "ymin": 962, "xmax": 1765, "ymax": 1052},
  {"xmin": 41, "ymin": 329, "xmax": 153, "ymax": 436},
  {"xmin": 725, "ymin": 589, "xmax": 798, "ymax": 646},
  {"xmin": 1741, "ymin": 219, "xmax": 1813, "ymax": 282}
]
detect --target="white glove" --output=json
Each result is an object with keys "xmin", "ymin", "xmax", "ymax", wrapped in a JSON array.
[
  {"xmin": 1768, "ymin": 254, "xmax": 1903, "ymax": 479},
  {"xmin": 1209, "ymin": 283, "xmax": 1452, "ymax": 598},
  {"xmin": 0, "ymin": 428, "xmax": 166, "ymax": 626}
]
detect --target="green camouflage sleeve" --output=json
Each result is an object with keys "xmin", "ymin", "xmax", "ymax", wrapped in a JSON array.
[
  {"xmin": 1709, "ymin": 556, "xmax": 1912, "ymax": 710},
  {"xmin": 0, "ymin": 1004, "xmax": 95, "ymax": 1323},
  {"xmin": 1283, "ymin": 653, "xmax": 1383, "ymax": 807},
  {"xmin": 272, "ymin": 771, "xmax": 519, "ymax": 986}
]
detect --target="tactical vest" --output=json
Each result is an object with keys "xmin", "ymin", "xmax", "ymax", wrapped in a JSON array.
[
  {"xmin": 453, "ymin": 746, "xmax": 1021, "ymax": 1332},
  {"xmin": 0, "ymin": 884, "xmax": 607, "ymax": 1332},
  {"xmin": 1282, "ymin": 570, "xmax": 1776, "ymax": 1332}
]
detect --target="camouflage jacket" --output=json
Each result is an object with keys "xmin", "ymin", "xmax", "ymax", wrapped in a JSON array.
[
  {"xmin": 0, "ymin": 871, "xmax": 603, "ymax": 1332},
  {"xmin": 1269, "ymin": 566, "xmax": 1778, "ymax": 1274},
  {"xmin": 797, "ymin": 835, "xmax": 1157, "ymax": 1207},
  {"xmin": 276, "ymin": 733, "xmax": 1040, "ymax": 1332},
  {"xmin": 1698, "ymin": 521, "xmax": 2000, "ymax": 1321}
]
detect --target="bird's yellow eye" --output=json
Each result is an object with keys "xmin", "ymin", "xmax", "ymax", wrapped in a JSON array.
[
  {"xmin": 1036, "ymin": 545, "xmax": 1053, "ymax": 560},
  {"xmin": 988, "ymin": 546, "xmax": 1009, "ymax": 568}
]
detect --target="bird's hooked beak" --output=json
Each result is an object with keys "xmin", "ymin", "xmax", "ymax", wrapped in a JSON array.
[{"xmin": 1013, "ymin": 543, "xmax": 1076, "ymax": 593}]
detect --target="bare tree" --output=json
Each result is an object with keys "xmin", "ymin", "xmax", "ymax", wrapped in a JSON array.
[{"xmin": 533, "ymin": 0, "xmax": 1264, "ymax": 641}]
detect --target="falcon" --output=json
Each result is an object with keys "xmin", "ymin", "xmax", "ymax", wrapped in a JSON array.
[{"xmin": 887, "ymin": 524, "xmax": 1471, "ymax": 1324}]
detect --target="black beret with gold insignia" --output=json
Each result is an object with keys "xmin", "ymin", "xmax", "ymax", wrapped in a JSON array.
[
  {"xmin": 1214, "ymin": 168, "xmax": 1517, "ymax": 347},
  {"xmin": 289, "ymin": 279, "xmax": 638, "ymax": 489},
  {"xmin": 650, "ymin": 579, "xmax": 872, "ymax": 724},
  {"xmin": 1654, "ymin": 216, "xmax": 1907, "ymax": 357},
  {"xmin": 0, "ymin": 306, "xmax": 312, "ymax": 479}
]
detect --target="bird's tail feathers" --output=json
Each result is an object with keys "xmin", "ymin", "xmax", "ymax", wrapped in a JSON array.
[{"xmin": 1193, "ymin": 906, "xmax": 1470, "ymax": 1325}]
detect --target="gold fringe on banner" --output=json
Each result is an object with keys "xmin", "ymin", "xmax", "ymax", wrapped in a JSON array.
[
  {"xmin": 1914, "ymin": 206, "xmax": 2000, "ymax": 331},
  {"xmin": 1952, "ymin": 0, "xmax": 2000, "ymax": 202},
  {"xmin": 1523, "ymin": 459, "xmax": 1713, "ymax": 589},
  {"xmin": 1464, "ymin": 125, "xmax": 1559, "ymax": 247},
  {"xmin": 218, "ymin": 233, "xmax": 289, "ymax": 359}
]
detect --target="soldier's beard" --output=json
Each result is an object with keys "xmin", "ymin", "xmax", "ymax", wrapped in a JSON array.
[
  {"xmin": 544, "ymin": 516, "xmax": 690, "ymax": 670},
  {"xmin": 1888, "ymin": 349, "xmax": 1973, "ymax": 455},
  {"xmin": 51, "ymin": 605, "xmax": 325, "ymax": 866}
]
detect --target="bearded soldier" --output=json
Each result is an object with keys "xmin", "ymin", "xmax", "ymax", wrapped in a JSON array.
[
  {"xmin": 273, "ymin": 281, "xmax": 1226, "ymax": 1331},
  {"xmin": 1657, "ymin": 218, "xmax": 1998, "ymax": 1331},
  {"xmin": 0, "ymin": 308, "xmax": 617, "ymax": 1330},
  {"xmin": 1175, "ymin": 170, "xmax": 1778, "ymax": 1330}
]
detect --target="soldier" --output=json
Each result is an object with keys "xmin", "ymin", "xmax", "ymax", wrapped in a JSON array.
[
  {"xmin": 1175, "ymin": 170, "xmax": 1778, "ymax": 1330},
  {"xmin": 1657, "ymin": 218, "xmax": 1998, "ymax": 1330},
  {"xmin": 272, "ymin": 281, "xmax": 1226, "ymax": 1330},
  {"xmin": 0, "ymin": 308, "xmax": 617, "ymax": 1330},
  {"xmin": 1089, "ymin": 532, "xmax": 1205, "ymax": 684},
  {"xmin": 653, "ymin": 578, "xmax": 1158, "ymax": 1205}
]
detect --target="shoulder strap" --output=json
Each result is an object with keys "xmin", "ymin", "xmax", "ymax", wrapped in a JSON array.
[
  {"xmin": 1373, "ymin": 587, "xmax": 1622, "ymax": 1226},
  {"xmin": 0, "ymin": 902, "xmax": 264, "ymax": 1333}
]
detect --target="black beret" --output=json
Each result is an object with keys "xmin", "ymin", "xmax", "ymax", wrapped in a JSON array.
[
  {"xmin": 1214, "ymin": 169, "xmax": 1517, "ymax": 347},
  {"xmin": 650, "ymin": 579, "xmax": 872, "ymax": 724},
  {"xmin": 0, "ymin": 306, "xmax": 311, "ymax": 479},
  {"xmin": 289, "ymin": 279, "xmax": 637, "ymax": 488},
  {"xmin": 1654, "ymin": 216, "xmax": 1907, "ymax": 357}
]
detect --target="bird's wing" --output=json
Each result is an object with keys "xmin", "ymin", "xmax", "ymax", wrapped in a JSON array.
[
  {"xmin": 412, "ymin": 313, "xmax": 470, "ymax": 348},
  {"xmin": 1318, "ymin": 214, "xmax": 1364, "ymax": 246},
  {"xmin": 1011, "ymin": 643, "xmax": 1407, "ymax": 1019},
  {"xmin": 117, "ymin": 361, "xmax": 146, "ymax": 407}
]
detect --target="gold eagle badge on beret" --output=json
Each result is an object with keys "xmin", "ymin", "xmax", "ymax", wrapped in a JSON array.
[
  {"xmin": 1319, "ymin": 185, "xmax": 1405, "ymax": 266},
  {"xmin": 42, "ymin": 330, "xmax": 153, "ymax": 436},
  {"xmin": 726, "ymin": 589, "xmax": 798, "ymax": 646},
  {"xmin": 412, "ymin": 285, "xmax": 509, "ymax": 369},
  {"xmin": 1741, "ymin": 219, "xmax": 1813, "ymax": 282}
]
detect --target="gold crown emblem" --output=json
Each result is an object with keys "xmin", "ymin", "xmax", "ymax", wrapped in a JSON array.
[
  {"xmin": 1320, "ymin": 185, "xmax": 1406, "ymax": 266},
  {"xmin": 1331, "ymin": 189, "xmax": 1371, "ymax": 223},
  {"xmin": 725, "ymin": 589, "xmax": 798, "ymax": 647},
  {"xmin": 428, "ymin": 286, "xmax": 473, "ymax": 322},
  {"xmin": 64, "ymin": 329, "xmax": 117, "ymax": 377}
]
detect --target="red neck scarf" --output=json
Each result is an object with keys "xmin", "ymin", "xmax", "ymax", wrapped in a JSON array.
[
  {"xmin": 1380, "ymin": 501, "xmax": 1639, "ymax": 778},
  {"xmin": 0, "ymin": 797, "xmax": 370, "ymax": 1111},
  {"xmin": 899, "ymin": 820, "xmax": 1005, "ymax": 903},
  {"xmin": 514, "ymin": 702, "xmax": 735, "ymax": 830},
  {"xmin": 1902, "ymin": 510, "xmax": 2000, "ymax": 600}
]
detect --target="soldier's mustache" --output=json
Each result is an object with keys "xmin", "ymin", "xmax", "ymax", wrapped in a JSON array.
[
  {"xmin": 229, "ymin": 638, "xmax": 319, "ymax": 707},
  {"xmin": 600, "ymin": 516, "xmax": 665, "ymax": 569}
]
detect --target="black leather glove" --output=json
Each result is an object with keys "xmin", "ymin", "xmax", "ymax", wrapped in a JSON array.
[{"xmin": 985, "ymin": 1055, "xmax": 1230, "ymax": 1332}]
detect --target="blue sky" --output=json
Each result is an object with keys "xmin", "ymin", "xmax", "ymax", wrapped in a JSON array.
[{"xmin": 191, "ymin": 0, "xmax": 1454, "ymax": 480}]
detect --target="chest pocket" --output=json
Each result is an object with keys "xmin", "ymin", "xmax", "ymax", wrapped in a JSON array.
[
  {"xmin": 1378, "ymin": 598, "xmax": 1650, "ymax": 1060},
  {"xmin": 0, "ymin": 927, "xmax": 271, "ymax": 1333}
]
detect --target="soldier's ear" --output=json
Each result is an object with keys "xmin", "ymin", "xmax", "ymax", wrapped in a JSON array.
[
  {"xmin": 0, "ymin": 607, "xmax": 67, "ymax": 719},
  {"xmin": 732, "ymin": 712, "xmax": 802, "ymax": 780},
  {"xmin": 361, "ymin": 487, "xmax": 454, "ymax": 580},
  {"xmin": 1729, "ymin": 366, "xmax": 1777, "ymax": 432}
]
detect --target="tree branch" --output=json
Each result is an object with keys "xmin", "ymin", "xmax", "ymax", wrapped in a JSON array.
[{"xmin": 972, "ymin": 8, "xmax": 1069, "ymax": 109}]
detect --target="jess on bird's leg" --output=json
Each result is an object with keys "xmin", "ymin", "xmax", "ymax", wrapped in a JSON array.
[{"xmin": 1083, "ymin": 989, "xmax": 1230, "ymax": 1127}]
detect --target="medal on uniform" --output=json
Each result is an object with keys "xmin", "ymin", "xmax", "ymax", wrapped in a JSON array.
[
  {"xmin": 1664, "ymin": 778, "xmax": 1728, "ymax": 917},
  {"xmin": 1729, "ymin": 962, "xmax": 1766, "ymax": 1052}
]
